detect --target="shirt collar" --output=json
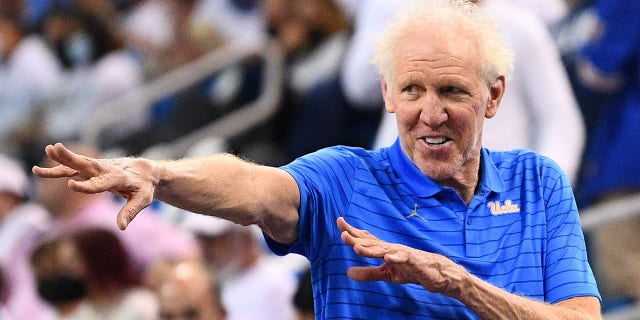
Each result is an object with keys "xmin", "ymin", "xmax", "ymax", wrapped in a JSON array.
[
  {"xmin": 388, "ymin": 139, "xmax": 443, "ymax": 197},
  {"xmin": 388, "ymin": 139, "xmax": 505, "ymax": 197},
  {"xmin": 478, "ymin": 148, "xmax": 506, "ymax": 194}
]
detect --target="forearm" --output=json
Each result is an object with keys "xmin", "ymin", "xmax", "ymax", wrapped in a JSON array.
[
  {"xmin": 152, "ymin": 154, "xmax": 257, "ymax": 222},
  {"xmin": 454, "ymin": 275, "xmax": 601, "ymax": 320},
  {"xmin": 151, "ymin": 154, "xmax": 300, "ymax": 242},
  {"xmin": 340, "ymin": 221, "xmax": 601, "ymax": 319}
]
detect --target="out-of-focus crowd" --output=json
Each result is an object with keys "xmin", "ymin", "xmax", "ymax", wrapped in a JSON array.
[{"xmin": 1, "ymin": 0, "xmax": 639, "ymax": 318}]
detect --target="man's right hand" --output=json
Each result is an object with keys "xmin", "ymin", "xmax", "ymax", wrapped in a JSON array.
[{"xmin": 32, "ymin": 143, "xmax": 158, "ymax": 230}]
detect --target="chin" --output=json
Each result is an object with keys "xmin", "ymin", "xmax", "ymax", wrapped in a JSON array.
[{"xmin": 415, "ymin": 158, "xmax": 457, "ymax": 181}]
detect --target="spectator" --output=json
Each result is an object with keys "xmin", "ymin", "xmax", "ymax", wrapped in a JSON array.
[
  {"xmin": 574, "ymin": 0, "xmax": 640, "ymax": 209},
  {"xmin": 30, "ymin": 235, "xmax": 89, "ymax": 319},
  {"xmin": 477, "ymin": 0, "xmax": 584, "ymax": 185},
  {"xmin": 181, "ymin": 213, "xmax": 299, "ymax": 320},
  {"xmin": 155, "ymin": 259, "xmax": 227, "ymax": 320},
  {"xmin": 292, "ymin": 268, "xmax": 314, "ymax": 320},
  {"xmin": 0, "ymin": 10, "xmax": 62, "ymax": 157},
  {"xmin": 192, "ymin": 0, "xmax": 267, "ymax": 50},
  {"xmin": 0, "ymin": 154, "xmax": 52, "ymax": 319},
  {"xmin": 264, "ymin": 0, "xmax": 380, "ymax": 161},
  {"xmin": 571, "ymin": 0, "xmax": 640, "ymax": 308},
  {"xmin": 339, "ymin": 0, "xmax": 402, "ymax": 111},
  {"xmin": 31, "ymin": 229, "xmax": 159, "ymax": 319},
  {"xmin": 265, "ymin": 0, "xmax": 350, "ymax": 96},
  {"xmin": 121, "ymin": 0, "xmax": 223, "ymax": 79},
  {"xmin": 108, "ymin": 0, "xmax": 266, "ymax": 156},
  {"xmin": 39, "ymin": 4, "xmax": 144, "ymax": 144},
  {"xmin": 72, "ymin": 228, "xmax": 158, "ymax": 319}
]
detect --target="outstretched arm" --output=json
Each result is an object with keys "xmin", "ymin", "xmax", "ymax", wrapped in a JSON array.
[
  {"xmin": 32, "ymin": 143, "xmax": 301, "ymax": 244},
  {"xmin": 337, "ymin": 217, "xmax": 601, "ymax": 320}
]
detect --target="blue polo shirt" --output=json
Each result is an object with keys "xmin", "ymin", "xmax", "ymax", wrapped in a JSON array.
[{"xmin": 269, "ymin": 140, "xmax": 600, "ymax": 319}]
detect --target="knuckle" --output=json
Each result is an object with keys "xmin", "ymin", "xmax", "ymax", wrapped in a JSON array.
[{"xmin": 125, "ymin": 208, "xmax": 138, "ymax": 221}]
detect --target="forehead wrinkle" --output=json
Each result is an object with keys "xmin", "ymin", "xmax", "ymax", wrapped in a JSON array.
[
  {"xmin": 401, "ymin": 49, "xmax": 470, "ymax": 65},
  {"xmin": 399, "ymin": 62, "xmax": 474, "ymax": 78},
  {"xmin": 394, "ymin": 40, "xmax": 481, "ymax": 84}
]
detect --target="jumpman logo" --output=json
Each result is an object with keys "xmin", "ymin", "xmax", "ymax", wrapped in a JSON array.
[{"xmin": 406, "ymin": 203, "xmax": 427, "ymax": 221}]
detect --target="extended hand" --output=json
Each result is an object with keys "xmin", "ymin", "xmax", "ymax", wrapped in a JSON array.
[
  {"xmin": 337, "ymin": 217, "xmax": 470, "ymax": 297},
  {"xmin": 32, "ymin": 143, "xmax": 158, "ymax": 230}
]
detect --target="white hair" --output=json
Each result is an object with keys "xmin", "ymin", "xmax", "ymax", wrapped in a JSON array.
[{"xmin": 372, "ymin": 0, "xmax": 513, "ymax": 86}]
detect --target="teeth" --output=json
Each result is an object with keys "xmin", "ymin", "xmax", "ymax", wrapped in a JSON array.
[{"xmin": 425, "ymin": 137, "xmax": 446, "ymax": 145}]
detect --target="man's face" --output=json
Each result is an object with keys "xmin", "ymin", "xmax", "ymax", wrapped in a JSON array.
[{"xmin": 382, "ymin": 28, "xmax": 503, "ymax": 185}]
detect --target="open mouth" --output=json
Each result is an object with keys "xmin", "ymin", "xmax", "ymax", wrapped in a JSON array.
[{"xmin": 423, "ymin": 136, "xmax": 448, "ymax": 146}]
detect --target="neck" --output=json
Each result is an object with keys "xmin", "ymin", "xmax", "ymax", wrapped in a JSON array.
[{"xmin": 440, "ymin": 153, "xmax": 482, "ymax": 205}]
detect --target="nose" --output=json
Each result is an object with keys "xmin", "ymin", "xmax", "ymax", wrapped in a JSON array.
[{"xmin": 419, "ymin": 93, "xmax": 448, "ymax": 128}]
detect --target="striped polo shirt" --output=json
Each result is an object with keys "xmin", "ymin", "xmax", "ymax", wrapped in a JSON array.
[{"xmin": 269, "ymin": 140, "xmax": 600, "ymax": 319}]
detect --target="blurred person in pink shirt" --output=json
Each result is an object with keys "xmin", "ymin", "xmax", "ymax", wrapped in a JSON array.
[
  {"xmin": 31, "ymin": 228, "xmax": 160, "ymax": 319},
  {"xmin": 0, "ymin": 154, "xmax": 52, "ymax": 319}
]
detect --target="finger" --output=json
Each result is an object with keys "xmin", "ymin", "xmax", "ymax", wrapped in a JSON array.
[
  {"xmin": 351, "ymin": 242, "xmax": 392, "ymax": 259},
  {"xmin": 67, "ymin": 176, "xmax": 115, "ymax": 194},
  {"xmin": 116, "ymin": 192, "xmax": 154, "ymax": 230},
  {"xmin": 336, "ymin": 216, "xmax": 349, "ymax": 229},
  {"xmin": 341, "ymin": 230, "xmax": 383, "ymax": 249},
  {"xmin": 384, "ymin": 251, "xmax": 410, "ymax": 264},
  {"xmin": 347, "ymin": 265, "xmax": 389, "ymax": 282},
  {"xmin": 46, "ymin": 143, "xmax": 99, "ymax": 177},
  {"xmin": 336, "ymin": 217, "xmax": 378, "ymax": 240},
  {"xmin": 32, "ymin": 165, "xmax": 78, "ymax": 178},
  {"xmin": 340, "ymin": 229, "xmax": 358, "ymax": 246},
  {"xmin": 337, "ymin": 217, "xmax": 365, "ymax": 236}
]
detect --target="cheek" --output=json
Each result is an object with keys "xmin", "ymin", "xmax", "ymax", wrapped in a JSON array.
[
  {"xmin": 449, "ymin": 108, "xmax": 482, "ymax": 138},
  {"xmin": 394, "ymin": 103, "xmax": 421, "ymax": 127}
]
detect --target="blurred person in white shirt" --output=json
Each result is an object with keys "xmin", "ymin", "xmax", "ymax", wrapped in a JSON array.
[
  {"xmin": 0, "ymin": 11, "xmax": 62, "ymax": 156},
  {"xmin": 181, "ymin": 213, "xmax": 300, "ymax": 320}
]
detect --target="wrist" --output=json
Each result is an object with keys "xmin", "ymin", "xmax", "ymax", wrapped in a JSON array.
[
  {"xmin": 142, "ymin": 158, "xmax": 164, "ymax": 196},
  {"xmin": 150, "ymin": 159, "xmax": 166, "ymax": 183},
  {"xmin": 447, "ymin": 268, "xmax": 475, "ymax": 301}
]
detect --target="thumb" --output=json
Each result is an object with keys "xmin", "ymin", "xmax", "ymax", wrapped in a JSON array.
[
  {"xmin": 347, "ymin": 265, "xmax": 390, "ymax": 282},
  {"xmin": 116, "ymin": 193, "xmax": 153, "ymax": 230}
]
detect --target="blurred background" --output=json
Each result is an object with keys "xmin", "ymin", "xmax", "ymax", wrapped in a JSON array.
[{"xmin": 1, "ymin": 0, "xmax": 639, "ymax": 319}]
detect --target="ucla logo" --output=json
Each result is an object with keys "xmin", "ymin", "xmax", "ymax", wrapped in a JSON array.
[{"xmin": 488, "ymin": 200, "xmax": 520, "ymax": 215}]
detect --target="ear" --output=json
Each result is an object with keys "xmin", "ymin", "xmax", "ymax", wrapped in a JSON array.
[
  {"xmin": 485, "ymin": 75, "xmax": 505, "ymax": 119},
  {"xmin": 380, "ymin": 77, "xmax": 395, "ymax": 113}
]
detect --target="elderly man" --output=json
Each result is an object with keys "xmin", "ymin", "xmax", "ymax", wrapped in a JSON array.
[{"xmin": 33, "ymin": 0, "xmax": 601, "ymax": 319}]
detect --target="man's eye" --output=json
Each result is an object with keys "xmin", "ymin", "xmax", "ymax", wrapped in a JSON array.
[
  {"xmin": 442, "ymin": 86, "xmax": 463, "ymax": 94},
  {"xmin": 402, "ymin": 85, "xmax": 421, "ymax": 94}
]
